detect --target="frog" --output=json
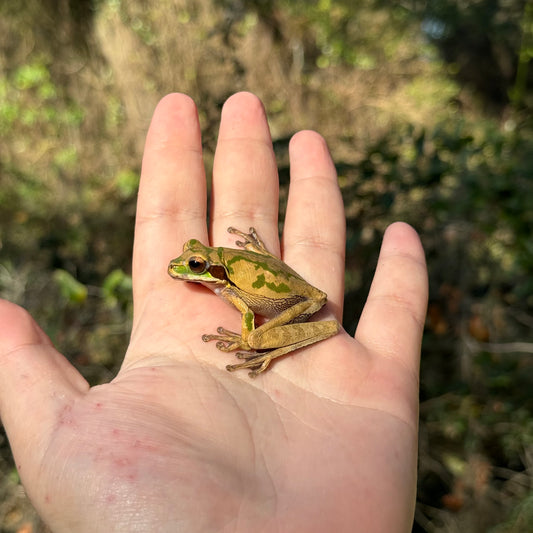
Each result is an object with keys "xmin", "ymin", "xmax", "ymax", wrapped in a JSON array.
[{"xmin": 168, "ymin": 227, "xmax": 340, "ymax": 377}]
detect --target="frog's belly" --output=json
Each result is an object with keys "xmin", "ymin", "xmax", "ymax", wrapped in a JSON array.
[{"xmin": 240, "ymin": 291, "xmax": 306, "ymax": 319}]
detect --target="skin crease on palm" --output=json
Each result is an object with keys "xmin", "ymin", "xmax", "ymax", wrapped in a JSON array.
[{"xmin": 0, "ymin": 92, "xmax": 428, "ymax": 533}]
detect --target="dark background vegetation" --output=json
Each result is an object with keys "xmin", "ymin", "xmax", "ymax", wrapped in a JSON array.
[{"xmin": 1, "ymin": 0, "xmax": 532, "ymax": 531}]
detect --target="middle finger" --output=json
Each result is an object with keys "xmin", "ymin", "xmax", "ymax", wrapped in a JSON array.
[{"xmin": 210, "ymin": 92, "xmax": 280, "ymax": 254}]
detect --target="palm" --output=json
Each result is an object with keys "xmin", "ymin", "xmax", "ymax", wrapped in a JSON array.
[{"xmin": 0, "ymin": 93, "xmax": 427, "ymax": 533}]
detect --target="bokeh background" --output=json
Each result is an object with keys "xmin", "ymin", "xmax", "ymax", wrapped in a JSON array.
[{"xmin": 1, "ymin": 0, "xmax": 532, "ymax": 531}]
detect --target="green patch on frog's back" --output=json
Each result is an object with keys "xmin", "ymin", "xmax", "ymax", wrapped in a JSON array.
[
  {"xmin": 225, "ymin": 252, "xmax": 301, "ymax": 281},
  {"xmin": 252, "ymin": 273, "xmax": 291, "ymax": 293}
]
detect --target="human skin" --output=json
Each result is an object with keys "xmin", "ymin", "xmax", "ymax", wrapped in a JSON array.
[{"xmin": 0, "ymin": 92, "xmax": 428, "ymax": 532}]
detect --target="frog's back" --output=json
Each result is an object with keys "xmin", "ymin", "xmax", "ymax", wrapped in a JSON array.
[{"xmin": 223, "ymin": 248, "xmax": 326, "ymax": 318}]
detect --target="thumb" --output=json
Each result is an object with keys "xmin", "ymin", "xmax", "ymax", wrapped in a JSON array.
[{"xmin": 0, "ymin": 300, "xmax": 88, "ymax": 466}]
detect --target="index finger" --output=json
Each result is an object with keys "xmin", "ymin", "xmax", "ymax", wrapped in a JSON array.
[{"xmin": 131, "ymin": 94, "xmax": 207, "ymax": 325}]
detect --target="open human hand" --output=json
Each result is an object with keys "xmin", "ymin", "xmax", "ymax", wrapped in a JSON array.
[{"xmin": 0, "ymin": 92, "xmax": 427, "ymax": 532}]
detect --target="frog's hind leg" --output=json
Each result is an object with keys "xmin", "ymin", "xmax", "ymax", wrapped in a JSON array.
[{"xmin": 227, "ymin": 321, "xmax": 339, "ymax": 377}]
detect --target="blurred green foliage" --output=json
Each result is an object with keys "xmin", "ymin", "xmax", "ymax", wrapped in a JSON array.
[
  {"xmin": 0, "ymin": 0, "xmax": 532, "ymax": 531},
  {"xmin": 54, "ymin": 269, "xmax": 88, "ymax": 303}
]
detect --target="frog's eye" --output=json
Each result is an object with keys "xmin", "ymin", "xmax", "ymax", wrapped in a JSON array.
[{"xmin": 188, "ymin": 257, "xmax": 207, "ymax": 274}]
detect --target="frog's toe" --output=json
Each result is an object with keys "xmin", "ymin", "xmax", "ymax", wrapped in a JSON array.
[
  {"xmin": 215, "ymin": 341, "xmax": 231, "ymax": 351},
  {"xmin": 202, "ymin": 330, "xmax": 248, "ymax": 352},
  {"xmin": 235, "ymin": 350, "xmax": 258, "ymax": 360},
  {"xmin": 226, "ymin": 353, "xmax": 274, "ymax": 376},
  {"xmin": 215, "ymin": 326, "xmax": 239, "ymax": 336},
  {"xmin": 248, "ymin": 361, "xmax": 271, "ymax": 378},
  {"xmin": 214, "ymin": 339, "xmax": 241, "ymax": 352}
]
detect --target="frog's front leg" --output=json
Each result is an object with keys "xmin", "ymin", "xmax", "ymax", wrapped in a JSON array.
[
  {"xmin": 201, "ymin": 287, "xmax": 255, "ymax": 352},
  {"xmin": 227, "ymin": 227, "xmax": 274, "ymax": 257}
]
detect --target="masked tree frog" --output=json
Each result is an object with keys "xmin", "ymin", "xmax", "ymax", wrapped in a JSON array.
[{"xmin": 168, "ymin": 227, "xmax": 340, "ymax": 377}]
